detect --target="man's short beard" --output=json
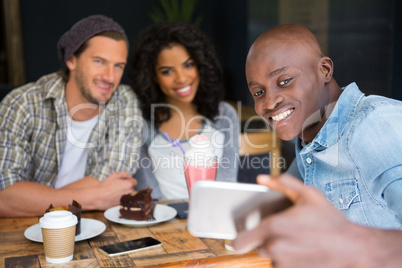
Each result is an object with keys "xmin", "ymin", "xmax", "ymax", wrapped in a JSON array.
[
  {"xmin": 80, "ymin": 85, "xmax": 103, "ymax": 105},
  {"xmin": 75, "ymin": 70, "xmax": 105, "ymax": 106}
]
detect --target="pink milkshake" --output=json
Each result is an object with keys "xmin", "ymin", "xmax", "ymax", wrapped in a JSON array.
[{"xmin": 184, "ymin": 134, "xmax": 217, "ymax": 197}]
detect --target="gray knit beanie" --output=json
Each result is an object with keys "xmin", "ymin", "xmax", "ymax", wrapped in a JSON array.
[{"xmin": 57, "ymin": 14, "xmax": 128, "ymax": 63}]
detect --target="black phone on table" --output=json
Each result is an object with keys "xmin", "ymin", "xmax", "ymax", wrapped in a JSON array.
[
  {"xmin": 168, "ymin": 202, "xmax": 189, "ymax": 219},
  {"xmin": 98, "ymin": 237, "xmax": 162, "ymax": 257}
]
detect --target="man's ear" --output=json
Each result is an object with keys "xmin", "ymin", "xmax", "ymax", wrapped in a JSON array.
[
  {"xmin": 320, "ymin": 56, "xmax": 333, "ymax": 82},
  {"xmin": 65, "ymin": 56, "xmax": 76, "ymax": 71}
]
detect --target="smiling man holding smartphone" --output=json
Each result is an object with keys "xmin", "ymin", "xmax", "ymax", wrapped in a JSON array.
[{"xmin": 233, "ymin": 24, "xmax": 402, "ymax": 268}]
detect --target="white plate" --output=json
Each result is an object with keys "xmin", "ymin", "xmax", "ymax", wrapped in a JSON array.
[
  {"xmin": 104, "ymin": 204, "xmax": 177, "ymax": 227},
  {"xmin": 24, "ymin": 218, "xmax": 106, "ymax": 243}
]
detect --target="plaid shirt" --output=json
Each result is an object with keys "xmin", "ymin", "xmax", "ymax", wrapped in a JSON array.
[{"xmin": 0, "ymin": 73, "xmax": 142, "ymax": 190}]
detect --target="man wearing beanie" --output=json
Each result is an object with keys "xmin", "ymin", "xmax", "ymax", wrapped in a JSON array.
[{"xmin": 0, "ymin": 15, "xmax": 142, "ymax": 217}]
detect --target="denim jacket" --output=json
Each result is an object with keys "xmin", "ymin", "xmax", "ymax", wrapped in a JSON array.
[{"xmin": 296, "ymin": 83, "xmax": 402, "ymax": 229}]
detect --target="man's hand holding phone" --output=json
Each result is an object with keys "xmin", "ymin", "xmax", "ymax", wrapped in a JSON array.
[{"xmin": 232, "ymin": 174, "xmax": 376, "ymax": 268}]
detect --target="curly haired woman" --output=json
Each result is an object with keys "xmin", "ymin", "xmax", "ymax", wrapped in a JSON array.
[{"xmin": 129, "ymin": 22, "xmax": 239, "ymax": 199}]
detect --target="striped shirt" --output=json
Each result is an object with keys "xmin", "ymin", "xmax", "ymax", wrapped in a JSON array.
[{"xmin": 0, "ymin": 73, "xmax": 142, "ymax": 190}]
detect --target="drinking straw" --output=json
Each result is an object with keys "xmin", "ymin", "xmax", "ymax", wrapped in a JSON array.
[{"xmin": 164, "ymin": 132, "xmax": 186, "ymax": 155}]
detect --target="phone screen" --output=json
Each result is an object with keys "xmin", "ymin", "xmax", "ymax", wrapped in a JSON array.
[{"xmin": 98, "ymin": 237, "xmax": 162, "ymax": 257}]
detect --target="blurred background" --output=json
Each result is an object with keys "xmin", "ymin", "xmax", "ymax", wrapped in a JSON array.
[
  {"xmin": 1, "ymin": 0, "xmax": 401, "ymax": 171},
  {"xmin": 1, "ymin": 0, "xmax": 401, "ymax": 103}
]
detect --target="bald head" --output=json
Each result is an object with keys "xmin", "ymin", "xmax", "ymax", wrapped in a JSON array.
[
  {"xmin": 245, "ymin": 24, "xmax": 342, "ymax": 142},
  {"xmin": 247, "ymin": 24, "xmax": 324, "ymax": 65}
]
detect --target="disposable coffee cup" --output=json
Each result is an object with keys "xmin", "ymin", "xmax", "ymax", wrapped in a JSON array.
[{"xmin": 39, "ymin": 210, "xmax": 77, "ymax": 263}]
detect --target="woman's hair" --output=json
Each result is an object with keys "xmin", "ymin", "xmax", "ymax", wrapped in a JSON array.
[{"xmin": 129, "ymin": 22, "xmax": 224, "ymax": 126}]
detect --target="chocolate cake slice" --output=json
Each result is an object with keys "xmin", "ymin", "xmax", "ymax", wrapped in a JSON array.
[
  {"xmin": 46, "ymin": 200, "xmax": 82, "ymax": 235},
  {"xmin": 119, "ymin": 188, "xmax": 155, "ymax": 221}
]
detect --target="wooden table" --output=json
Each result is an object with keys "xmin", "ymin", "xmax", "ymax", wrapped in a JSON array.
[{"xmin": 0, "ymin": 201, "xmax": 272, "ymax": 267}]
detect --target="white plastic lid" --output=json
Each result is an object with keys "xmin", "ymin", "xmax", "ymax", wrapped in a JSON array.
[
  {"xmin": 185, "ymin": 134, "xmax": 216, "ymax": 166},
  {"xmin": 39, "ymin": 210, "xmax": 78, "ymax": 229},
  {"xmin": 188, "ymin": 134, "xmax": 214, "ymax": 151}
]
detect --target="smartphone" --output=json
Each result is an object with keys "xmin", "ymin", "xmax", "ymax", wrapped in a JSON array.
[
  {"xmin": 187, "ymin": 181, "xmax": 292, "ymax": 240},
  {"xmin": 98, "ymin": 237, "xmax": 162, "ymax": 257},
  {"xmin": 168, "ymin": 202, "xmax": 189, "ymax": 219}
]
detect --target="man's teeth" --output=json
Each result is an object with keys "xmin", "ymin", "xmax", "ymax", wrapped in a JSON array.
[
  {"xmin": 177, "ymin": 86, "xmax": 190, "ymax": 93},
  {"xmin": 97, "ymin": 83, "xmax": 111, "ymax": 89},
  {"xmin": 272, "ymin": 109, "xmax": 293, "ymax": 122}
]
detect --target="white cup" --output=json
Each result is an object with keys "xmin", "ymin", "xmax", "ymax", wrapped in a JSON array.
[{"xmin": 39, "ymin": 210, "xmax": 77, "ymax": 263}]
